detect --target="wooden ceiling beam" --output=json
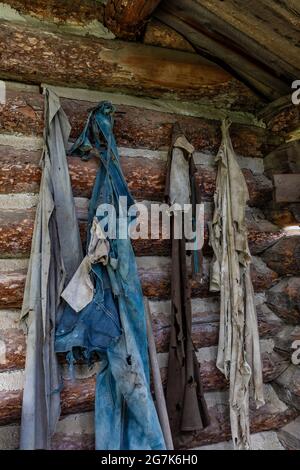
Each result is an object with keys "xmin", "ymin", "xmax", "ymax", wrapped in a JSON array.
[
  {"xmin": 105, "ymin": 0, "xmax": 162, "ymax": 39},
  {"xmin": 0, "ymin": 21, "xmax": 261, "ymax": 110},
  {"xmin": 155, "ymin": 5, "xmax": 290, "ymax": 100}
]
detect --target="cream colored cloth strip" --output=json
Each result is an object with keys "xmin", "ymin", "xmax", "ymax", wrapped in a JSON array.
[
  {"xmin": 61, "ymin": 217, "xmax": 109, "ymax": 312},
  {"xmin": 209, "ymin": 119, "xmax": 264, "ymax": 450}
]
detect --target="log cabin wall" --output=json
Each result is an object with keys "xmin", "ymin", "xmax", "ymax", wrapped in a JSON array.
[{"xmin": 0, "ymin": 0, "xmax": 299, "ymax": 450}]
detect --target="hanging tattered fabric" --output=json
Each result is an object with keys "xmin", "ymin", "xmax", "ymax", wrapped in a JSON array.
[
  {"xmin": 55, "ymin": 102, "xmax": 165, "ymax": 450},
  {"xmin": 20, "ymin": 89, "xmax": 83, "ymax": 449},
  {"xmin": 209, "ymin": 119, "xmax": 264, "ymax": 450},
  {"xmin": 165, "ymin": 123, "xmax": 209, "ymax": 449}
]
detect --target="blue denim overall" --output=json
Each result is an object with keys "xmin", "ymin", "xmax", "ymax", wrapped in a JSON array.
[{"xmin": 55, "ymin": 102, "xmax": 165, "ymax": 450}]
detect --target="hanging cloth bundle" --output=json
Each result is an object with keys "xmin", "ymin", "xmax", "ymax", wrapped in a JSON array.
[
  {"xmin": 165, "ymin": 123, "xmax": 209, "ymax": 449},
  {"xmin": 20, "ymin": 89, "xmax": 83, "ymax": 449},
  {"xmin": 209, "ymin": 119, "xmax": 264, "ymax": 450}
]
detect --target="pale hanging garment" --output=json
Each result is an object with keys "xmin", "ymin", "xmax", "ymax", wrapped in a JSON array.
[
  {"xmin": 209, "ymin": 119, "xmax": 264, "ymax": 450},
  {"xmin": 20, "ymin": 89, "xmax": 83, "ymax": 449}
]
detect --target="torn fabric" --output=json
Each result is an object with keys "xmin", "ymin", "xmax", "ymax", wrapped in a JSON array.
[
  {"xmin": 209, "ymin": 119, "xmax": 264, "ymax": 450},
  {"xmin": 61, "ymin": 217, "xmax": 109, "ymax": 312},
  {"xmin": 19, "ymin": 89, "xmax": 83, "ymax": 449}
]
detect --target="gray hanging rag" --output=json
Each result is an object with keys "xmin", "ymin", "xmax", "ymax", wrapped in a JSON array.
[
  {"xmin": 209, "ymin": 119, "xmax": 264, "ymax": 450},
  {"xmin": 19, "ymin": 89, "xmax": 83, "ymax": 449}
]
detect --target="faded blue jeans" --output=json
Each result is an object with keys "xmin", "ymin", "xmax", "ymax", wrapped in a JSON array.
[
  {"xmin": 95, "ymin": 238, "xmax": 165, "ymax": 450},
  {"xmin": 55, "ymin": 101, "xmax": 165, "ymax": 450}
]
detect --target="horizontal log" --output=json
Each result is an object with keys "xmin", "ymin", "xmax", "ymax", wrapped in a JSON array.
[
  {"xmin": 49, "ymin": 387, "xmax": 298, "ymax": 449},
  {"xmin": 266, "ymin": 277, "xmax": 300, "ymax": 325},
  {"xmin": 0, "ymin": 348, "xmax": 290, "ymax": 428},
  {"xmin": 0, "ymin": 202, "xmax": 283, "ymax": 258},
  {"xmin": 0, "ymin": 271, "xmax": 26, "ymax": 309},
  {"xmin": 0, "ymin": 328, "xmax": 26, "ymax": 372},
  {"xmin": 0, "ymin": 0, "xmax": 105, "ymax": 26},
  {"xmin": 0, "ymin": 21, "xmax": 260, "ymax": 108},
  {"xmin": 0, "ymin": 373, "xmax": 97, "ymax": 426},
  {"xmin": 0, "ymin": 89, "xmax": 281, "ymax": 155},
  {"xmin": 0, "ymin": 151, "xmax": 274, "ymax": 213},
  {"xmin": 151, "ymin": 299, "xmax": 283, "ymax": 353},
  {"xmin": 0, "ymin": 383, "xmax": 296, "ymax": 450},
  {"xmin": 0, "ymin": 299, "xmax": 283, "ymax": 371},
  {"xmin": 0, "ymin": 255, "xmax": 278, "ymax": 308},
  {"xmin": 262, "ymin": 236, "xmax": 300, "ymax": 276}
]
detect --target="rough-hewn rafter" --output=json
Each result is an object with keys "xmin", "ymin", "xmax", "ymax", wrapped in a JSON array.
[{"xmin": 105, "ymin": 0, "xmax": 162, "ymax": 39}]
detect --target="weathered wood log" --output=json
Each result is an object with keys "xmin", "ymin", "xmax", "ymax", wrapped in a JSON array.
[
  {"xmin": 0, "ymin": 373, "xmax": 96, "ymax": 426},
  {"xmin": 0, "ymin": 328, "xmax": 26, "ymax": 372},
  {"xmin": 0, "ymin": 299, "xmax": 284, "ymax": 371},
  {"xmin": 156, "ymin": 3, "xmax": 288, "ymax": 101},
  {"xmin": 262, "ymin": 236, "xmax": 300, "ymax": 276},
  {"xmin": 144, "ymin": 18, "xmax": 195, "ymax": 52},
  {"xmin": 104, "ymin": 0, "xmax": 162, "ymax": 39},
  {"xmin": 0, "ymin": 202, "xmax": 282, "ymax": 258},
  {"xmin": 0, "ymin": 21, "xmax": 260, "ymax": 108},
  {"xmin": 196, "ymin": 167, "xmax": 273, "ymax": 206},
  {"xmin": 0, "ymin": 256, "xmax": 278, "ymax": 308},
  {"xmin": 266, "ymin": 277, "xmax": 300, "ymax": 325},
  {"xmin": 0, "ymin": 351, "xmax": 291, "ymax": 427},
  {"xmin": 49, "ymin": 391, "xmax": 297, "ymax": 449},
  {"xmin": 157, "ymin": 0, "xmax": 300, "ymax": 81},
  {"xmin": 151, "ymin": 300, "xmax": 283, "ymax": 353},
  {"xmin": 0, "ymin": 271, "xmax": 26, "ymax": 309},
  {"xmin": 0, "ymin": 0, "xmax": 105, "ymax": 25},
  {"xmin": 0, "ymin": 89, "xmax": 281, "ymax": 155},
  {"xmin": 0, "ymin": 384, "xmax": 296, "ymax": 450},
  {"xmin": 0, "ymin": 151, "xmax": 275, "ymax": 213}
]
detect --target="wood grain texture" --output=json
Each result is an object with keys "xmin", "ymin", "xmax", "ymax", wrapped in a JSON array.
[
  {"xmin": 0, "ymin": 21, "xmax": 260, "ymax": 109},
  {"xmin": 0, "ymin": 206, "xmax": 283, "ymax": 258},
  {"xmin": 0, "ymin": 0, "xmax": 105, "ymax": 25},
  {"xmin": 0, "ymin": 255, "xmax": 278, "ymax": 308},
  {"xmin": 144, "ymin": 18, "xmax": 195, "ymax": 52},
  {"xmin": 105, "ymin": 0, "xmax": 162, "ymax": 39},
  {"xmin": 0, "ymin": 89, "xmax": 281, "ymax": 155}
]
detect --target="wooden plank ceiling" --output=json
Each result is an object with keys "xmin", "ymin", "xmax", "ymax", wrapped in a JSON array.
[
  {"xmin": 106, "ymin": 0, "xmax": 300, "ymax": 101},
  {"xmin": 153, "ymin": 0, "xmax": 300, "ymax": 101}
]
